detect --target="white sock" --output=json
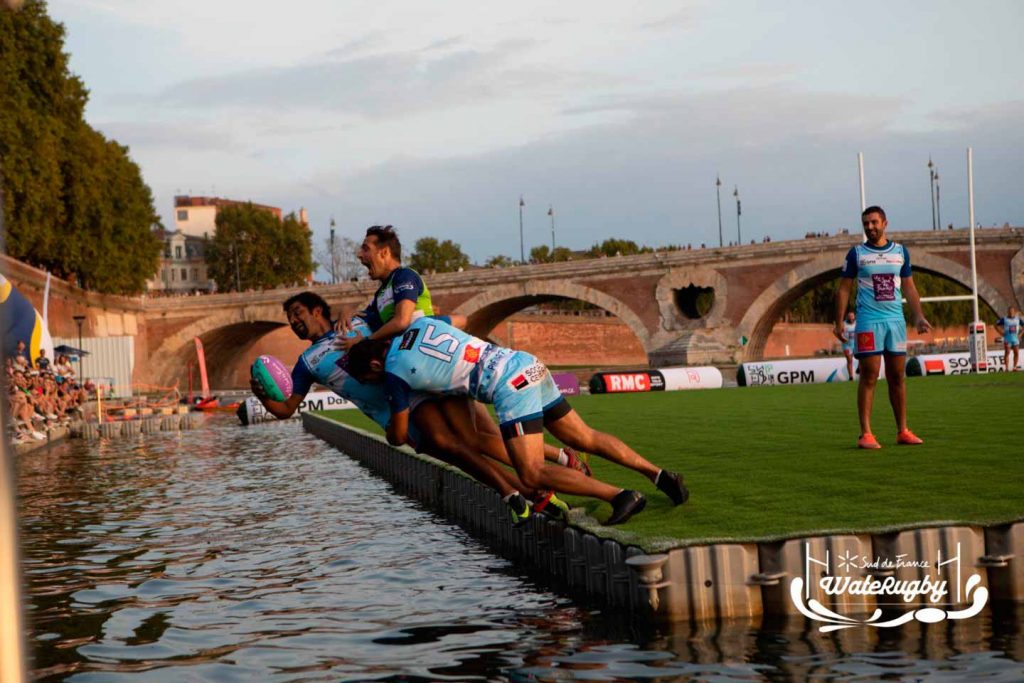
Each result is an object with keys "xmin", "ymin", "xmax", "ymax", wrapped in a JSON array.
[
  {"xmin": 502, "ymin": 491, "xmax": 520, "ymax": 503},
  {"xmin": 556, "ymin": 448, "xmax": 569, "ymax": 466},
  {"xmin": 652, "ymin": 468, "xmax": 663, "ymax": 483}
]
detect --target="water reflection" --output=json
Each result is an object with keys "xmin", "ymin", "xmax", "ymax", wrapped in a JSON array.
[{"xmin": 17, "ymin": 418, "xmax": 1024, "ymax": 681}]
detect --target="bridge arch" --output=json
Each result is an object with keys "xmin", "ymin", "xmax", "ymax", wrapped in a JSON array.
[
  {"xmin": 1011, "ymin": 245, "xmax": 1024, "ymax": 310},
  {"xmin": 148, "ymin": 304, "xmax": 288, "ymax": 387},
  {"xmin": 737, "ymin": 250, "xmax": 1010, "ymax": 361},
  {"xmin": 453, "ymin": 280, "xmax": 653, "ymax": 356}
]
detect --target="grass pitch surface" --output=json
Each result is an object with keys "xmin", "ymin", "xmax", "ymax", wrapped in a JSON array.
[{"xmin": 320, "ymin": 372, "xmax": 1024, "ymax": 547}]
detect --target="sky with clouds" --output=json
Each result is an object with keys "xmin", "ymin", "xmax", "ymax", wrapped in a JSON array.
[{"xmin": 50, "ymin": 0, "xmax": 1024, "ymax": 267}]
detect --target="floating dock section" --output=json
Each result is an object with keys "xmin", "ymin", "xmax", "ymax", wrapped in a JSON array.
[{"xmin": 303, "ymin": 414, "xmax": 1024, "ymax": 622}]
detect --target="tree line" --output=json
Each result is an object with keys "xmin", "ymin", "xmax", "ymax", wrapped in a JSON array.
[{"xmin": 1, "ymin": 1, "xmax": 161, "ymax": 294}]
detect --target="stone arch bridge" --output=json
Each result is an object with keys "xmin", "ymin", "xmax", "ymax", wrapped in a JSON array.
[{"xmin": 6, "ymin": 229, "xmax": 1022, "ymax": 389}]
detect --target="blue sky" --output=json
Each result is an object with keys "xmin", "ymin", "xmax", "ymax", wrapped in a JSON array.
[{"xmin": 51, "ymin": 0, "xmax": 1024, "ymax": 266}]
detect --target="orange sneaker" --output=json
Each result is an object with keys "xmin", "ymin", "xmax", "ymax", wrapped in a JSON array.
[
  {"xmin": 858, "ymin": 433, "xmax": 881, "ymax": 449},
  {"xmin": 896, "ymin": 429, "xmax": 923, "ymax": 445}
]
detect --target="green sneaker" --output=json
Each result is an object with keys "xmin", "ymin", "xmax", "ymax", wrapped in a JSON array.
[
  {"xmin": 532, "ymin": 490, "xmax": 570, "ymax": 521},
  {"xmin": 506, "ymin": 493, "xmax": 531, "ymax": 526}
]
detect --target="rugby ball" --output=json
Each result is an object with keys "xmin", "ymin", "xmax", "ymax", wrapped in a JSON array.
[{"xmin": 252, "ymin": 355, "xmax": 292, "ymax": 401}]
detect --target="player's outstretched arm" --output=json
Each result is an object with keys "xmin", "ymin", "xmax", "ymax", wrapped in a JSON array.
[
  {"xmin": 250, "ymin": 375, "xmax": 305, "ymax": 419},
  {"xmin": 385, "ymin": 408, "xmax": 410, "ymax": 446}
]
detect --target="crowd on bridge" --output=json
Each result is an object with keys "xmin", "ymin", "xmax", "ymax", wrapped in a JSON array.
[{"xmin": 6, "ymin": 340, "xmax": 88, "ymax": 444}]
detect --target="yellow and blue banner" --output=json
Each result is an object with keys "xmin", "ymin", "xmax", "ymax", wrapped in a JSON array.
[{"xmin": 1, "ymin": 274, "xmax": 54, "ymax": 364}]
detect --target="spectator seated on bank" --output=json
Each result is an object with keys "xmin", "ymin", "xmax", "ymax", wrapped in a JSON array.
[
  {"xmin": 5, "ymin": 365, "xmax": 86, "ymax": 445},
  {"xmin": 13, "ymin": 340, "xmax": 31, "ymax": 371},
  {"xmin": 53, "ymin": 354, "xmax": 75, "ymax": 383},
  {"xmin": 35, "ymin": 348, "xmax": 51, "ymax": 372}
]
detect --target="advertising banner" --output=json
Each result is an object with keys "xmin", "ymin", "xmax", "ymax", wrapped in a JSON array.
[
  {"xmin": 737, "ymin": 358, "xmax": 857, "ymax": 387},
  {"xmin": 550, "ymin": 372, "xmax": 581, "ymax": 396},
  {"xmin": 238, "ymin": 390, "xmax": 356, "ymax": 425},
  {"xmin": 906, "ymin": 350, "xmax": 1024, "ymax": 376},
  {"xmin": 589, "ymin": 367, "xmax": 722, "ymax": 394}
]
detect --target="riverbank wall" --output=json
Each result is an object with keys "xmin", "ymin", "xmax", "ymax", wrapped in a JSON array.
[{"xmin": 304, "ymin": 413, "xmax": 1024, "ymax": 623}]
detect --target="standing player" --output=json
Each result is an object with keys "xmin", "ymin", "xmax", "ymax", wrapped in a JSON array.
[
  {"xmin": 995, "ymin": 306, "xmax": 1021, "ymax": 371},
  {"xmin": 834, "ymin": 206, "xmax": 932, "ymax": 449},
  {"xmin": 344, "ymin": 317, "xmax": 690, "ymax": 525},
  {"xmin": 841, "ymin": 310, "xmax": 857, "ymax": 381}
]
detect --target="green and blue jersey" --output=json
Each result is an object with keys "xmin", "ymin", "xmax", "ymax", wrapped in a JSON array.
[{"xmin": 359, "ymin": 267, "xmax": 434, "ymax": 332}]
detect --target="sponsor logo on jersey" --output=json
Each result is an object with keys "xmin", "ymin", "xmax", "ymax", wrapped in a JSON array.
[
  {"xmin": 510, "ymin": 374, "xmax": 529, "ymax": 391},
  {"xmin": 523, "ymin": 362, "xmax": 547, "ymax": 382},
  {"xmin": 857, "ymin": 331, "xmax": 876, "ymax": 352},
  {"xmin": 463, "ymin": 345, "xmax": 481, "ymax": 363},
  {"xmin": 376, "ymin": 288, "xmax": 395, "ymax": 309},
  {"xmin": 871, "ymin": 273, "xmax": 896, "ymax": 301},
  {"xmin": 399, "ymin": 327, "xmax": 419, "ymax": 350}
]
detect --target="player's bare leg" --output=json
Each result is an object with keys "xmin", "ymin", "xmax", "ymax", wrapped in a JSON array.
[
  {"xmin": 447, "ymin": 398, "xmax": 587, "ymax": 473},
  {"xmin": 883, "ymin": 354, "xmax": 908, "ymax": 432},
  {"xmin": 498, "ymin": 431, "xmax": 619, "ymax": 500},
  {"xmin": 544, "ymin": 406, "xmax": 688, "ymax": 505},
  {"xmin": 857, "ymin": 354, "xmax": 881, "ymax": 438},
  {"xmin": 412, "ymin": 401, "xmax": 521, "ymax": 498},
  {"xmin": 545, "ymin": 408, "xmax": 659, "ymax": 478},
  {"xmin": 502, "ymin": 431, "xmax": 643, "ymax": 524}
]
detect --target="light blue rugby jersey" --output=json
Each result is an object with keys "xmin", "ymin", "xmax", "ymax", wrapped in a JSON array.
[
  {"xmin": 383, "ymin": 317, "xmax": 516, "ymax": 413},
  {"xmin": 291, "ymin": 326, "xmax": 392, "ymax": 429},
  {"xmin": 997, "ymin": 316, "xmax": 1021, "ymax": 336},
  {"xmin": 840, "ymin": 241, "xmax": 912, "ymax": 323}
]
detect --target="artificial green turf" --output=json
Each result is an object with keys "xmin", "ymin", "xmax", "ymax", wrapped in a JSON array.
[{"xmin": 319, "ymin": 372, "xmax": 1024, "ymax": 547}]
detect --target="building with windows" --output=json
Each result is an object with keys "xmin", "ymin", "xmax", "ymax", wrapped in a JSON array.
[
  {"xmin": 147, "ymin": 228, "xmax": 214, "ymax": 293},
  {"xmin": 147, "ymin": 195, "xmax": 306, "ymax": 293},
  {"xmin": 173, "ymin": 195, "xmax": 283, "ymax": 239}
]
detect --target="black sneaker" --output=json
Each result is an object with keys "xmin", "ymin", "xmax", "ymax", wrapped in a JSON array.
[
  {"xmin": 605, "ymin": 490, "xmax": 646, "ymax": 526},
  {"xmin": 506, "ymin": 493, "xmax": 531, "ymax": 526},
  {"xmin": 656, "ymin": 469, "xmax": 689, "ymax": 506}
]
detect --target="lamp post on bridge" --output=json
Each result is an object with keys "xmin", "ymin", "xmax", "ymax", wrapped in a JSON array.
[
  {"xmin": 518, "ymin": 195, "xmax": 525, "ymax": 263},
  {"xmin": 715, "ymin": 175, "xmax": 723, "ymax": 248},
  {"xmin": 548, "ymin": 205, "xmax": 555, "ymax": 251},
  {"xmin": 733, "ymin": 185, "xmax": 741, "ymax": 245},
  {"xmin": 329, "ymin": 216, "xmax": 337, "ymax": 285},
  {"xmin": 928, "ymin": 158, "xmax": 937, "ymax": 230}
]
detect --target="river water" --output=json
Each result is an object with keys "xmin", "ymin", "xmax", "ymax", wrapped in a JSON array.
[{"xmin": 16, "ymin": 417, "xmax": 1024, "ymax": 681}]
